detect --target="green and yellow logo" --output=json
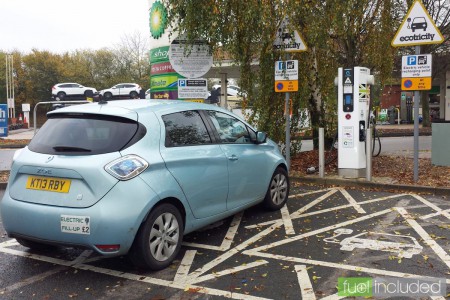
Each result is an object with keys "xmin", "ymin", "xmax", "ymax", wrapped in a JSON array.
[
  {"xmin": 338, "ymin": 277, "xmax": 372, "ymax": 297},
  {"xmin": 149, "ymin": 1, "xmax": 168, "ymax": 39}
]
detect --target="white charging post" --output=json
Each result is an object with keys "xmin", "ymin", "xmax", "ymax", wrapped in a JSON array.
[{"xmin": 336, "ymin": 67, "xmax": 374, "ymax": 178}]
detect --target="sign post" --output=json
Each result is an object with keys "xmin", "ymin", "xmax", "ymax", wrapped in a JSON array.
[
  {"xmin": 392, "ymin": 0, "xmax": 443, "ymax": 182},
  {"xmin": 273, "ymin": 16, "xmax": 307, "ymax": 168}
]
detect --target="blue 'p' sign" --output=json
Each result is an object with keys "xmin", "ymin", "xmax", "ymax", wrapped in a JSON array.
[{"xmin": 407, "ymin": 56, "xmax": 417, "ymax": 65}]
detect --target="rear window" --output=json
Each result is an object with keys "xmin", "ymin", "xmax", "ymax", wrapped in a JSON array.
[{"xmin": 28, "ymin": 114, "xmax": 145, "ymax": 155}]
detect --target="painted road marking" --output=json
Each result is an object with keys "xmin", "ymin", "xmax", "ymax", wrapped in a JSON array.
[
  {"xmin": 245, "ymin": 209, "xmax": 393, "ymax": 253},
  {"xmin": 337, "ymin": 188, "xmax": 366, "ymax": 214},
  {"xmin": 174, "ymin": 250, "xmax": 196, "ymax": 283},
  {"xmin": 420, "ymin": 208, "xmax": 450, "ymax": 220},
  {"xmin": 395, "ymin": 207, "xmax": 450, "ymax": 269},
  {"xmin": 0, "ymin": 267, "xmax": 67, "ymax": 296},
  {"xmin": 0, "ymin": 188, "xmax": 448, "ymax": 299},
  {"xmin": 288, "ymin": 188, "xmax": 335, "ymax": 198},
  {"xmin": 244, "ymin": 250, "xmax": 450, "ymax": 284},
  {"xmin": 192, "ymin": 260, "xmax": 268, "ymax": 284},
  {"xmin": 182, "ymin": 212, "xmax": 243, "ymax": 251},
  {"xmin": 281, "ymin": 204, "xmax": 295, "ymax": 235},
  {"xmin": 413, "ymin": 194, "xmax": 450, "ymax": 220},
  {"xmin": 295, "ymin": 265, "xmax": 316, "ymax": 300},
  {"xmin": 320, "ymin": 294, "xmax": 345, "ymax": 300},
  {"xmin": 246, "ymin": 191, "xmax": 405, "ymax": 229}
]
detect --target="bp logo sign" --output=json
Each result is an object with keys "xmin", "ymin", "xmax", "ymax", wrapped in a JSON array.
[{"xmin": 149, "ymin": 1, "xmax": 168, "ymax": 39}]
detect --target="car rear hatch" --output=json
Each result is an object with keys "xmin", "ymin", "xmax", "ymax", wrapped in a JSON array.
[{"xmin": 8, "ymin": 105, "xmax": 143, "ymax": 208}]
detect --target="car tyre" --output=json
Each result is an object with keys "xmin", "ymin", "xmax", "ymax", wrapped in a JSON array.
[
  {"xmin": 263, "ymin": 167, "xmax": 289, "ymax": 211},
  {"xmin": 56, "ymin": 92, "xmax": 66, "ymax": 100},
  {"xmin": 130, "ymin": 91, "xmax": 138, "ymax": 99},
  {"xmin": 16, "ymin": 238, "xmax": 57, "ymax": 251},
  {"xmin": 129, "ymin": 203, "xmax": 183, "ymax": 270},
  {"xmin": 104, "ymin": 92, "xmax": 113, "ymax": 100}
]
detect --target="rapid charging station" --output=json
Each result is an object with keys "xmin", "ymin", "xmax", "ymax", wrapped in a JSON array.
[{"xmin": 336, "ymin": 67, "xmax": 374, "ymax": 177}]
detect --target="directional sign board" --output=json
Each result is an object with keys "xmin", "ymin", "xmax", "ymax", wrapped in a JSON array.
[
  {"xmin": 273, "ymin": 17, "xmax": 307, "ymax": 52},
  {"xmin": 392, "ymin": 0, "xmax": 444, "ymax": 47},
  {"xmin": 178, "ymin": 79, "xmax": 208, "ymax": 99},
  {"xmin": 401, "ymin": 54, "xmax": 432, "ymax": 78},
  {"xmin": 275, "ymin": 60, "xmax": 298, "ymax": 80}
]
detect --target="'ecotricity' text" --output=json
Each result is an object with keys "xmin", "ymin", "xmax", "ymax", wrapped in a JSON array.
[
  {"xmin": 273, "ymin": 42, "xmax": 303, "ymax": 51},
  {"xmin": 400, "ymin": 33, "xmax": 435, "ymax": 42}
]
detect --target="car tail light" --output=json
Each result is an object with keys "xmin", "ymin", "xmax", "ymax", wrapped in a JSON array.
[
  {"xmin": 95, "ymin": 244, "xmax": 120, "ymax": 252},
  {"xmin": 104, "ymin": 155, "xmax": 148, "ymax": 180},
  {"xmin": 52, "ymin": 86, "xmax": 56, "ymax": 90}
]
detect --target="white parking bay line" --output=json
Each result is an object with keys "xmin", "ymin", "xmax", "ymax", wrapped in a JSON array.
[
  {"xmin": 290, "ymin": 189, "xmax": 339, "ymax": 219},
  {"xmin": 420, "ymin": 208, "xmax": 450, "ymax": 220},
  {"xmin": 246, "ymin": 209, "xmax": 392, "ymax": 254},
  {"xmin": 295, "ymin": 265, "xmax": 316, "ymax": 300},
  {"xmin": 192, "ymin": 260, "xmax": 268, "ymax": 284},
  {"xmin": 281, "ymin": 205, "xmax": 295, "ymax": 235},
  {"xmin": 395, "ymin": 207, "xmax": 450, "ymax": 269},
  {"xmin": 338, "ymin": 188, "xmax": 366, "ymax": 214},
  {"xmin": 245, "ymin": 251, "xmax": 450, "ymax": 284},
  {"xmin": 174, "ymin": 250, "xmax": 196, "ymax": 283},
  {"xmin": 182, "ymin": 212, "xmax": 243, "ymax": 251},
  {"xmin": 245, "ymin": 193, "xmax": 406, "ymax": 230},
  {"xmin": 0, "ymin": 239, "xmax": 19, "ymax": 248},
  {"xmin": 1, "ymin": 266, "xmax": 67, "ymax": 296},
  {"xmin": 71, "ymin": 250, "xmax": 93, "ymax": 265},
  {"xmin": 413, "ymin": 195, "xmax": 450, "ymax": 220},
  {"xmin": 320, "ymin": 294, "xmax": 346, "ymax": 300},
  {"xmin": 288, "ymin": 188, "xmax": 335, "ymax": 199}
]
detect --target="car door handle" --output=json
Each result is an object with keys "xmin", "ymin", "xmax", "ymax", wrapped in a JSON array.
[{"xmin": 228, "ymin": 155, "xmax": 238, "ymax": 161}]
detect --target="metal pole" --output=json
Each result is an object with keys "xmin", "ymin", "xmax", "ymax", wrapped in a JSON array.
[
  {"xmin": 366, "ymin": 127, "xmax": 372, "ymax": 181},
  {"xmin": 5, "ymin": 55, "xmax": 8, "ymax": 101},
  {"xmin": 413, "ymin": 46, "xmax": 420, "ymax": 182},
  {"xmin": 284, "ymin": 54, "xmax": 291, "ymax": 169},
  {"xmin": 319, "ymin": 127, "xmax": 324, "ymax": 178},
  {"xmin": 285, "ymin": 91, "xmax": 290, "ymax": 169}
]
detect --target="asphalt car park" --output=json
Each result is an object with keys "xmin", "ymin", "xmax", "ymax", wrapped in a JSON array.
[{"xmin": 1, "ymin": 184, "xmax": 449, "ymax": 299}]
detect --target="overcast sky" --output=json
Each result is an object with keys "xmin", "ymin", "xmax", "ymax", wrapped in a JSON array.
[{"xmin": 0, "ymin": 0, "xmax": 150, "ymax": 54}]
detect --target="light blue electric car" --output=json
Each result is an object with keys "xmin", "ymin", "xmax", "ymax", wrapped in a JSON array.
[{"xmin": 1, "ymin": 100, "xmax": 289, "ymax": 270}]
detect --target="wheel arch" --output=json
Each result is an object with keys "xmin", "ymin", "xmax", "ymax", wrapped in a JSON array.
[
  {"xmin": 276, "ymin": 162, "xmax": 288, "ymax": 173},
  {"xmin": 142, "ymin": 197, "xmax": 187, "ymax": 229}
]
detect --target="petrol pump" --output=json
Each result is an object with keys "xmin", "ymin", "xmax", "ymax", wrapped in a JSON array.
[{"xmin": 336, "ymin": 67, "xmax": 375, "ymax": 177}]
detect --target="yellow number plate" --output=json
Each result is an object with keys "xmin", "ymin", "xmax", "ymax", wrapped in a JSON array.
[{"xmin": 26, "ymin": 176, "xmax": 71, "ymax": 193}]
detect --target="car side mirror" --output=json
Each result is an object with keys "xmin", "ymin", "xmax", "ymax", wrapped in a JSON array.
[{"xmin": 255, "ymin": 132, "xmax": 267, "ymax": 144}]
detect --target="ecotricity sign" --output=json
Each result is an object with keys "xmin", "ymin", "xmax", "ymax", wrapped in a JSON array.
[{"xmin": 391, "ymin": 0, "xmax": 444, "ymax": 47}]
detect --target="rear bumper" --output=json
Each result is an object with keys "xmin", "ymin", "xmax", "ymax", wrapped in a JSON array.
[{"xmin": 1, "ymin": 178, "xmax": 160, "ymax": 256}]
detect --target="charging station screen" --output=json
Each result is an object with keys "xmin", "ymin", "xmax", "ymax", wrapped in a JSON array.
[{"xmin": 344, "ymin": 95, "xmax": 352, "ymax": 105}]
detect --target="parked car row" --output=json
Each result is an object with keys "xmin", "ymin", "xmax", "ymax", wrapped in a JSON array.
[{"xmin": 52, "ymin": 82, "xmax": 144, "ymax": 100}]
